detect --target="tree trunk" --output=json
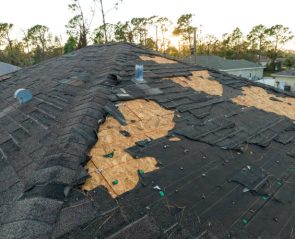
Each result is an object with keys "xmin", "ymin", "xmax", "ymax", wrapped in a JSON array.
[
  {"xmin": 99, "ymin": 0, "xmax": 108, "ymax": 43},
  {"xmin": 155, "ymin": 25, "xmax": 158, "ymax": 51},
  {"xmin": 6, "ymin": 35, "xmax": 13, "ymax": 52},
  {"xmin": 76, "ymin": 1, "xmax": 88, "ymax": 48},
  {"xmin": 258, "ymin": 38, "xmax": 261, "ymax": 63}
]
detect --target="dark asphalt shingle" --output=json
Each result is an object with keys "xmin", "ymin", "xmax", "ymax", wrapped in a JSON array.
[{"xmin": 0, "ymin": 43, "xmax": 295, "ymax": 239}]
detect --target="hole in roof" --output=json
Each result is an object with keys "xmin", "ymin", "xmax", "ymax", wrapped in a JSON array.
[
  {"xmin": 83, "ymin": 99, "xmax": 175, "ymax": 198},
  {"xmin": 164, "ymin": 70, "xmax": 224, "ymax": 96},
  {"xmin": 140, "ymin": 55, "xmax": 177, "ymax": 64},
  {"xmin": 169, "ymin": 136, "xmax": 181, "ymax": 142},
  {"xmin": 231, "ymin": 86, "xmax": 295, "ymax": 122}
]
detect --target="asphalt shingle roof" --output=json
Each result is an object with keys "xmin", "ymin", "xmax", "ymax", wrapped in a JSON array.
[
  {"xmin": 0, "ymin": 43, "xmax": 295, "ymax": 239},
  {"xmin": 184, "ymin": 55, "xmax": 264, "ymax": 70},
  {"xmin": 273, "ymin": 69, "xmax": 295, "ymax": 77},
  {"xmin": 0, "ymin": 61, "xmax": 21, "ymax": 76}
]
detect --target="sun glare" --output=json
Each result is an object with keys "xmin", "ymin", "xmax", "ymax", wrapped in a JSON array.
[{"xmin": 169, "ymin": 35, "xmax": 181, "ymax": 48}]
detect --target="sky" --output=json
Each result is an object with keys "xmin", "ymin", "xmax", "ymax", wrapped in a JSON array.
[{"xmin": 0, "ymin": 0, "xmax": 294, "ymax": 50}]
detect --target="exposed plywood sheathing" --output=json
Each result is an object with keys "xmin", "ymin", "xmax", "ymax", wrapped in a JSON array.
[
  {"xmin": 169, "ymin": 137, "xmax": 182, "ymax": 142},
  {"xmin": 140, "ymin": 55, "xmax": 177, "ymax": 64},
  {"xmin": 83, "ymin": 99, "xmax": 175, "ymax": 198},
  {"xmin": 165, "ymin": 70, "xmax": 224, "ymax": 96},
  {"xmin": 232, "ymin": 86, "xmax": 295, "ymax": 121}
]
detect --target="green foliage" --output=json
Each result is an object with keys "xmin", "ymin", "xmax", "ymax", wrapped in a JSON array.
[
  {"xmin": 165, "ymin": 46, "xmax": 179, "ymax": 57},
  {"xmin": 228, "ymin": 28, "xmax": 243, "ymax": 48},
  {"xmin": 27, "ymin": 25, "xmax": 50, "ymax": 52},
  {"xmin": 0, "ymin": 23, "xmax": 13, "ymax": 49},
  {"xmin": 130, "ymin": 17, "xmax": 156, "ymax": 45},
  {"xmin": 0, "ymin": 23, "xmax": 63, "ymax": 66},
  {"xmin": 198, "ymin": 35, "xmax": 219, "ymax": 55},
  {"xmin": 64, "ymin": 36, "xmax": 77, "ymax": 53},
  {"xmin": 93, "ymin": 28, "xmax": 105, "ymax": 44},
  {"xmin": 93, "ymin": 23, "xmax": 115, "ymax": 44},
  {"xmin": 25, "ymin": 24, "xmax": 62, "ymax": 63},
  {"xmin": 247, "ymin": 25, "xmax": 268, "ymax": 51},
  {"xmin": 113, "ymin": 16, "xmax": 156, "ymax": 47},
  {"xmin": 0, "ymin": 41, "xmax": 31, "ymax": 67},
  {"xmin": 0, "ymin": 9, "xmax": 294, "ymax": 68},
  {"xmin": 96, "ymin": 0, "xmax": 124, "ymax": 43},
  {"xmin": 114, "ymin": 21, "xmax": 133, "ymax": 42},
  {"xmin": 266, "ymin": 24, "xmax": 294, "ymax": 65},
  {"xmin": 155, "ymin": 17, "xmax": 172, "ymax": 52},
  {"xmin": 145, "ymin": 37, "xmax": 157, "ymax": 50},
  {"xmin": 219, "ymin": 27, "xmax": 247, "ymax": 58},
  {"xmin": 66, "ymin": 0, "xmax": 92, "ymax": 49},
  {"xmin": 284, "ymin": 57, "xmax": 295, "ymax": 69},
  {"xmin": 173, "ymin": 14, "xmax": 195, "ymax": 47}
]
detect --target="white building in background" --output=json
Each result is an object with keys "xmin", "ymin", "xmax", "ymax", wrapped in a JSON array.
[
  {"xmin": 257, "ymin": 78, "xmax": 286, "ymax": 90},
  {"xmin": 184, "ymin": 55, "xmax": 265, "ymax": 80},
  {"xmin": 272, "ymin": 69, "xmax": 295, "ymax": 92}
]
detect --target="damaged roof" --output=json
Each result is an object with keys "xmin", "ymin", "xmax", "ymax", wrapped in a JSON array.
[{"xmin": 1, "ymin": 43, "xmax": 295, "ymax": 239}]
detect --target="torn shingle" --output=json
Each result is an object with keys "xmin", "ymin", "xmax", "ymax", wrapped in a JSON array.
[{"xmin": 1, "ymin": 43, "xmax": 295, "ymax": 239}]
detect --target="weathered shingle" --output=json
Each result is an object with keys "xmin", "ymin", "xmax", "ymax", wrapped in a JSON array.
[{"xmin": 1, "ymin": 43, "xmax": 295, "ymax": 239}]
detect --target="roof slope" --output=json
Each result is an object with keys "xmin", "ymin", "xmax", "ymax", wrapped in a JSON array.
[
  {"xmin": 184, "ymin": 55, "xmax": 264, "ymax": 70},
  {"xmin": 273, "ymin": 69, "xmax": 295, "ymax": 77},
  {"xmin": 0, "ymin": 61, "xmax": 21, "ymax": 76},
  {"xmin": 0, "ymin": 43, "xmax": 295, "ymax": 239}
]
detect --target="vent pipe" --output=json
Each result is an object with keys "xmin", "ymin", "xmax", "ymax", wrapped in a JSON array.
[{"xmin": 135, "ymin": 64, "xmax": 144, "ymax": 82}]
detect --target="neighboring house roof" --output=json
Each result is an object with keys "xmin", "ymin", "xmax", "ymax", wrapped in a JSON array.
[
  {"xmin": 0, "ymin": 43, "xmax": 295, "ymax": 239},
  {"xmin": 257, "ymin": 55, "xmax": 271, "ymax": 62},
  {"xmin": 0, "ymin": 61, "xmax": 21, "ymax": 76},
  {"xmin": 184, "ymin": 55, "xmax": 265, "ymax": 71},
  {"xmin": 272, "ymin": 69, "xmax": 295, "ymax": 77},
  {"xmin": 275, "ymin": 57, "xmax": 287, "ymax": 63}
]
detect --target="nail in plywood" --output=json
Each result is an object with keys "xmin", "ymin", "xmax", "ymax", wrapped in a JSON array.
[
  {"xmin": 165, "ymin": 71, "xmax": 224, "ymax": 96},
  {"xmin": 232, "ymin": 86, "xmax": 295, "ymax": 121},
  {"xmin": 83, "ymin": 99, "xmax": 175, "ymax": 198},
  {"xmin": 140, "ymin": 55, "xmax": 177, "ymax": 64}
]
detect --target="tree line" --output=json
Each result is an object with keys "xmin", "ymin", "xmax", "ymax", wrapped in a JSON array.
[{"xmin": 0, "ymin": 0, "xmax": 294, "ymax": 70}]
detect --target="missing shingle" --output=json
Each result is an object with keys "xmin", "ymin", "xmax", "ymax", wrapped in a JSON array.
[
  {"xmin": 83, "ymin": 99, "xmax": 175, "ymax": 198},
  {"xmin": 232, "ymin": 86, "xmax": 295, "ymax": 121},
  {"xmin": 140, "ymin": 55, "xmax": 177, "ymax": 64},
  {"xmin": 164, "ymin": 71, "xmax": 224, "ymax": 96}
]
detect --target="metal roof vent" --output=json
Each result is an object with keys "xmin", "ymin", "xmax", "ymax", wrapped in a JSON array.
[
  {"xmin": 14, "ymin": 88, "xmax": 32, "ymax": 104},
  {"xmin": 135, "ymin": 64, "xmax": 144, "ymax": 82}
]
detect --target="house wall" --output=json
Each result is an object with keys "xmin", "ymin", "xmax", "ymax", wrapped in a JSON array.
[
  {"xmin": 273, "ymin": 76, "xmax": 295, "ymax": 92},
  {"xmin": 223, "ymin": 68, "xmax": 264, "ymax": 80},
  {"xmin": 259, "ymin": 62, "xmax": 268, "ymax": 67}
]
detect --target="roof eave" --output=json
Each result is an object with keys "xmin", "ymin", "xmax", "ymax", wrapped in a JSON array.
[
  {"xmin": 272, "ymin": 74, "xmax": 295, "ymax": 78},
  {"xmin": 220, "ymin": 67, "xmax": 266, "ymax": 71}
]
